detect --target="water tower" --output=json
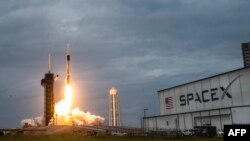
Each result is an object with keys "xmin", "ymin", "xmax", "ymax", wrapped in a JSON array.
[{"xmin": 109, "ymin": 87, "xmax": 121, "ymax": 126}]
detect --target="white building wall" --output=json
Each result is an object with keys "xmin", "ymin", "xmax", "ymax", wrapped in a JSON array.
[
  {"xmin": 192, "ymin": 112, "xmax": 201, "ymax": 126},
  {"xmin": 169, "ymin": 89, "xmax": 176, "ymax": 114},
  {"xmin": 146, "ymin": 118, "xmax": 153, "ymax": 130},
  {"xmin": 145, "ymin": 68, "xmax": 250, "ymax": 131},
  {"xmin": 178, "ymin": 114, "xmax": 185, "ymax": 130},
  {"xmin": 187, "ymin": 83, "xmax": 196, "ymax": 112},
  {"xmin": 159, "ymin": 91, "xmax": 165, "ymax": 115},
  {"xmin": 184, "ymin": 113, "xmax": 193, "ymax": 129},
  {"xmin": 156, "ymin": 116, "xmax": 167, "ymax": 130},
  {"xmin": 201, "ymin": 80, "xmax": 213, "ymax": 110},
  {"xmin": 159, "ymin": 68, "xmax": 250, "ymax": 116},
  {"xmin": 175, "ymin": 88, "xmax": 182, "ymax": 114},
  {"xmin": 194, "ymin": 81, "xmax": 204, "ymax": 111},
  {"xmin": 201, "ymin": 111, "xmax": 210, "ymax": 125},
  {"xmin": 219, "ymin": 74, "xmax": 232, "ymax": 108},
  {"xmin": 229, "ymin": 71, "xmax": 243, "ymax": 107},
  {"xmin": 210, "ymin": 116, "xmax": 221, "ymax": 131},
  {"xmin": 232, "ymin": 107, "xmax": 250, "ymax": 124},
  {"xmin": 240, "ymin": 69, "xmax": 250, "ymax": 105},
  {"xmin": 145, "ymin": 106, "xmax": 250, "ymax": 131},
  {"xmin": 210, "ymin": 77, "xmax": 221, "ymax": 109},
  {"xmin": 181, "ymin": 86, "xmax": 189, "ymax": 113}
]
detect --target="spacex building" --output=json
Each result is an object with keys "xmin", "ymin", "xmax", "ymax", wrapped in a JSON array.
[{"xmin": 144, "ymin": 43, "xmax": 250, "ymax": 131}]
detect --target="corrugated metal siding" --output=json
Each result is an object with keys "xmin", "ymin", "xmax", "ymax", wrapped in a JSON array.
[
  {"xmin": 159, "ymin": 68, "xmax": 250, "ymax": 115},
  {"xmin": 145, "ymin": 68, "xmax": 250, "ymax": 131},
  {"xmin": 232, "ymin": 107, "xmax": 250, "ymax": 124}
]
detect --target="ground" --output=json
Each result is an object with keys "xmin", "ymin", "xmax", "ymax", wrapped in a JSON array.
[{"xmin": 0, "ymin": 135, "xmax": 223, "ymax": 141}]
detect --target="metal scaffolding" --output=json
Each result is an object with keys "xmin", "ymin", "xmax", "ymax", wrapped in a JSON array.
[{"xmin": 41, "ymin": 54, "xmax": 55, "ymax": 126}]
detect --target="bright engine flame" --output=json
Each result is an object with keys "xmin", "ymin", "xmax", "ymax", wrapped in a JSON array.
[
  {"xmin": 55, "ymin": 85, "xmax": 72, "ymax": 116},
  {"xmin": 54, "ymin": 85, "xmax": 104, "ymax": 126}
]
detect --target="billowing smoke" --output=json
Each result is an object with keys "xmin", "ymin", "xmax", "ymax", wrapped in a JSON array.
[
  {"xmin": 21, "ymin": 85, "xmax": 105, "ymax": 127},
  {"xmin": 21, "ymin": 116, "xmax": 43, "ymax": 128},
  {"xmin": 71, "ymin": 108, "xmax": 105, "ymax": 126},
  {"xmin": 54, "ymin": 85, "xmax": 105, "ymax": 126}
]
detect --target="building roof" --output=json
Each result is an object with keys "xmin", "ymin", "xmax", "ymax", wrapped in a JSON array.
[{"xmin": 157, "ymin": 67, "xmax": 249, "ymax": 93}]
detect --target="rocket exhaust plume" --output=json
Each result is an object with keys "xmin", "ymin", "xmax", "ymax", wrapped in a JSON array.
[
  {"xmin": 54, "ymin": 45, "xmax": 104, "ymax": 126},
  {"xmin": 22, "ymin": 48, "xmax": 104, "ymax": 127}
]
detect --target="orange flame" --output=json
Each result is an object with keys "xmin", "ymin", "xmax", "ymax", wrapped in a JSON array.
[{"xmin": 54, "ymin": 85, "xmax": 104, "ymax": 126}]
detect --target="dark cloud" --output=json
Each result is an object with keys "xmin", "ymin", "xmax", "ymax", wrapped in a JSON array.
[{"xmin": 0, "ymin": 0, "xmax": 249, "ymax": 128}]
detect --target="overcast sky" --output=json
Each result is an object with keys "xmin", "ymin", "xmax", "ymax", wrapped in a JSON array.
[{"xmin": 0, "ymin": 0, "xmax": 250, "ymax": 128}]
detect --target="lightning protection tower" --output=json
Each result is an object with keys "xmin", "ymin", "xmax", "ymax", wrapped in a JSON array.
[{"xmin": 109, "ymin": 87, "xmax": 121, "ymax": 126}]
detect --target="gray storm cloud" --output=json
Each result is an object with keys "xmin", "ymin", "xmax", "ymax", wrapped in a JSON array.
[{"xmin": 0, "ymin": 0, "xmax": 249, "ymax": 128}]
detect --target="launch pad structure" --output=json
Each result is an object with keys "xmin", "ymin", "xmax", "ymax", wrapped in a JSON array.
[
  {"xmin": 40, "ymin": 45, "xmax": 70, "ymax": 126},
  {"xmin": 0, "ymin": 46, "xmax": 148, "ymax": 136},
  {"xmin": 41, "ymin": 54, "xmax": 55, "ymax": 126}
]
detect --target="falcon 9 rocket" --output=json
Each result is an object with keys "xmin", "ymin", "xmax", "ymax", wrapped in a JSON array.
[{"xmin": 66, "ymin": 45, "xmax": 70, "ymax": 85}]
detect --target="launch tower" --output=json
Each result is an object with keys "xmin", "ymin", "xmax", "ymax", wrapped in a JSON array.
[
  {"xmin": 109, "ymin": 87, "xmax": 121, "ymax": 126},
  {"xmin": 41, "ymin": 54, "xmax": 55, "ymax": 126}
]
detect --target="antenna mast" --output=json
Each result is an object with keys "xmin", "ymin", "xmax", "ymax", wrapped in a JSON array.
[{"xmin": 48, "ymin": 54, "xmax": 51, "ymax": 73}]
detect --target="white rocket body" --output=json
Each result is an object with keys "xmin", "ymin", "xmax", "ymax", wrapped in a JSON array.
[{"xmin": 66, "ymin": 46, "xmax": 70, "ymax": 85}]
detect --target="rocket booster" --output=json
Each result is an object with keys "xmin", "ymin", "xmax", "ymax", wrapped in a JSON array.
[{"xmin": 66, "ymin": 45, "xmax": 70, "ymax": 85}]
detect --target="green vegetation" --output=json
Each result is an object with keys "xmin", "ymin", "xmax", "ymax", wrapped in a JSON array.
[{"xmin": 0, "ymin": 135, "xmax": 223, "ymax": 141}]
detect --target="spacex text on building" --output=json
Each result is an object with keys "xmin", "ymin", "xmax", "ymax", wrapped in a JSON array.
[{"xmin": 179, "ymin": 86, "xmax": 232, "ymax": 106}]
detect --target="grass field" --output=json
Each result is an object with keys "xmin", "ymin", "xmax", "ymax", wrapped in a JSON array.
[{"xmin": 0, "ymin": 135, "xmax": 223, "ymax": 141}]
